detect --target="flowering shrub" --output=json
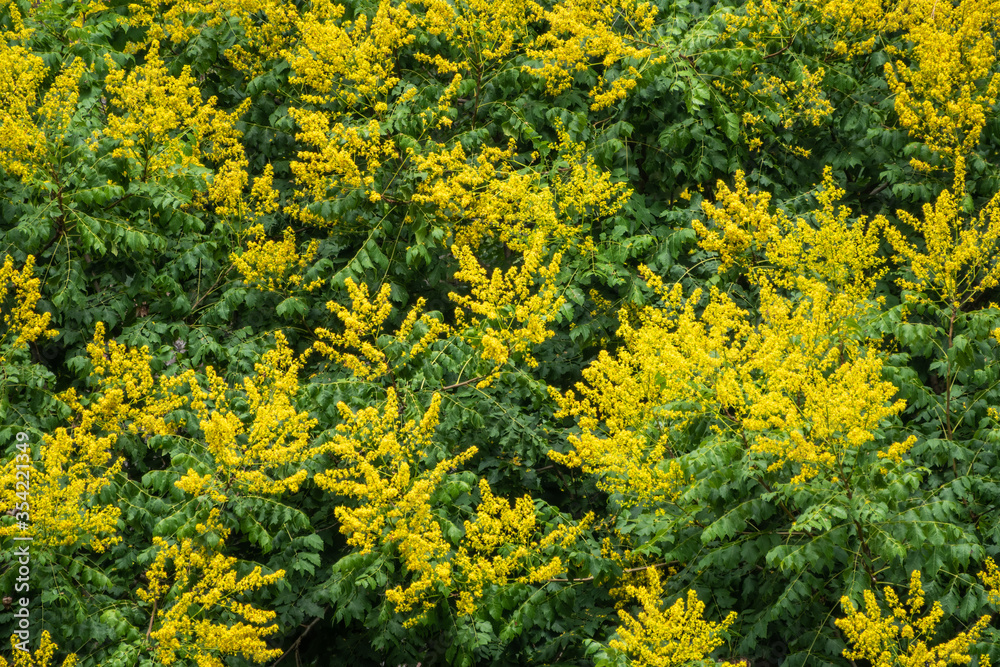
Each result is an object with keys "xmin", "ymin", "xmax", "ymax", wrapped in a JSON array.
[{"xmin": 2, "ymin": 0, "xmax": 1000, "ymax": 665}]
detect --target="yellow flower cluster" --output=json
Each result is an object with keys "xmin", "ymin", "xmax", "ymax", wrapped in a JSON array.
[
  {"xmin": 285, "ymin": 114, "xmax": 396, "ymax": 222},
  {"xmin": 314, "ymin": 390, "xmax": 475, "ymax": 624},
  {"xmin": 286, "ymin": 0, "xmax": 659, "ymax": 113},
  {"xmin": 610, "ymin": 569, "xmax": 736, "ymax": 667},
  {"xmin": 882, "ymin": 170, "xmax": 1000, "ymax": 310},
  {"xmin": 315, "ymin": 389, "xmax": 588, "ymax": 624},
  {"xmin": 757, "ymin": 67, "xmax": 834, "ymax": 129},
  {"xmin": 102, "ymin": 43, "xmax": 249, "ymax": 195},
  {"xmin": 452, "ymin": 479, "xmax": 592, "ymax": 615},
  {"xmin": 553, "ymin": 171, "xmax": 915, "ymax": 497},
  {"xmin": 115, "ymin": 0, "xmax": 299, "ymax": 77},
  {"xmin": 1, "ymin": 323, "xmax": 186, "ymax": 551},
  {"xmin": 694, "ymin": 168, "xmax": 886, "ymax": 298},
  {"xmin": 882, "ymin": 0, "xmax": 1000, "ymax": 168},
  {"xmin": 314, "ymin": 278, "xmax": 445, "ymax": 380},
  {"xmin": 981, "ymin": 557, "xmax": 1000, "ymax": 606},
  {"xmin": 413, "ymin": 0, "xmax": 539, "ymax": 70},
  {"xmin": 450, "ymin": 233, "xmax": 565, "ymax": 380},
  {"xmin": 231, "ymin": 225, "xmax": 323, "ymax": 293},
  {"xmin": 525, "ymin": 0, "xmax": 661, "ymax": 110},
  {"xmin": 716, "ymin": 1, "xmax": 834, "ymax": 150},
  {"xmin": 723, "ymin": 0, "xmax": 814, "ymax": 49},
  {"xmin": 0, "ymin": 0, "xmax": 29, "ymax": 38},
  {"xmin": 137, "ymin": 509, "xmax": 285, "ymax": 666},
  {"xmin": 0, "ymin": 631, "xmax": 77, "ymax": 667},
  {"xmin": 288, "ymin": 0, "xmax": 415, "ymax": 109},
  {"xmin": 409, "ymin": 128, "xmax": 624, "ymax": 253},
  {"xmin": 174, "ymin": 332, "xmax": 320, "ymax": 499},
  {"xmin": 0, "ymin": 42, "xmax": 86, "ymax": 182},
  {"xmin": 0, "ymin": 255, "xmax": 58, "ymax": 363},
  {"xmin": 836, "ymin": 570, "xmax": 992, "ymax": 667}
]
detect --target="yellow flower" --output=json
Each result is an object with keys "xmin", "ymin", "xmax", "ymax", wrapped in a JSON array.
[
  {"xmin": 0, "ymin": 255, "xmax": 58, "ymax": 363},
  {"xmin": 231, "ymin": 225, "xmax": 323, "ymax": 293},
  {"xmin": 610, "ymin": 569, "xmax": 736, "ymax": 667},
  {"xmin": 0, "ymin": 631, "xmax": 77, "ymax": 667},
  {"xmin": 138, "ymin": 509, "xmax": 285, "ymax": 666},
  {"xmin": 836, "ymin": 570, "xmax": 992, "ymax": 667}
]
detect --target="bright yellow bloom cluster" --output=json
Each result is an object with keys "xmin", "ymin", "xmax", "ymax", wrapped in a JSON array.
[
  {"xmin": 453, "ymin": 479, "xmax": 592, "ymax": 615},
  {"xmin": 285, "ymin": 114, "xmax": 396, "ymax": 221},
  {"xmin": 314, "ymin": 259, "xmax": 565, "ymax": 387},
  {"xmin": 231, "ymin": 225, "xmax": 323, "ymax": 293},
  {"xmin": 288, "ymin": 0, "xmax": 415, "ymax": 109},
  {"xmin": 314, "ymin": 390, "xmax": 475, "ymax": 623},
  {"xmin": 694, "ymin": 168, "xmax": 886, "ymax": 299},
  {"xmin": 0, "ymin": 42, "xmax": 87, "ymax": 182},
  {"xmin": 610, "ymin": 569, "xmax": 736, "ymax": 667},
  {"xmin": 882, "ymin": 171, "xmax": 1000, "ymax": 310},
  {"xmin": 981, "ymin": 557, "xmax": 1000, "ymax": 606},
  {"xmin": 716, "ymin": 1, "xmax": 835, "ymax": 151},
  {"xmin": 102, "ymin": 43, "xmax": 249, "ymax": 191},
  {"xmin": 0, "ymin": 255, "xmax": 57, "ymax": 363},
  {"xmin": 315, "ymin": 389, "xmax": 589, "ymax": 624},
  {"xmin": 723, "ymin": 0, "xmax": 814, "ymax": 48},
  {"xmin": 0, "ymin": 631, "xmax": 77, "ymax": 667},
  {"xmin": 174, "ymin": 332, "xmax": 320, "ymax": 499},
  {"xmin": 120, "ymin": 0, "xmax": 300, "ymax": 76},
  {"xmin": 413, "ymin": 0, "xmax": 539, "ymax": 70},
  {"xmin": 410, "ymin": 128, "xmax": 624, "ymax": 253},
  {"xmin": 137, "ymin": 509, "xmax": 285, "ymax": 666},
  {"xmin": 0, "ymin": 0, "xmax": 30, "ymax": 38},
  {"xmin": 525, "ymin": 0, "xmax": 660, "ymax": 110},
  {"xmin": 836, "ymin": 570, "xmax": 992, "ymax": 667},
  {"xmin": 1, "ymin": 323, "xmax": 186, "ymax": 551},
  {"xmin": 450, "ymin": 233, "xmax": 564, "ymax": 380},
  {"xmin": 553, "ymin": 170, "xmax": 914, "ymax": 496},
  {"xmin": 883, "ymin": 0, "xmax": 1000, "ymax": 168},
  {"xmin": 313, "ymin": 279, "xmax": 448, "ymax": 381}
]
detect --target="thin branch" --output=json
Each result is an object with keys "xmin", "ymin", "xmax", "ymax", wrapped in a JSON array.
[
  {"xmin": 547, "ymin": 561, "xmax": 679, "ymax": 583},
  {"xmin": 271, "ymin": 617, "xmax": 321, "ymax": 667},
  {"xmin": 440, "ymin": 375, "xmax": 485, "ymax": 391},
  {"xmin": 146, "ymin": 599, "xmax": 157, "ymax": 640}
]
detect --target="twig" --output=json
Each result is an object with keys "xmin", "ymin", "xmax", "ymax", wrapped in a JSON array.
[
  {"xmin": 440, "ymin": 376, "xmax": 485, "ymax": 391},
  {"xmin": 272, "ymin": 617, "xmax": 321, "ymax": 667},
  {"xmin": 146, "ymin": 599, "xmax": 157, "ymax": 640},
  {"xmin": 547, "ymin": 561, "xmax": 679, "ymax": 583}
]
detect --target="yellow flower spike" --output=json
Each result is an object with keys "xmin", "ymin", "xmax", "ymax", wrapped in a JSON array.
[
  {"xmin": 316, "ymin": 390, "xmax": 471, "ymax": 622},
  {"xmin": 451, "ymin": 480, "xmax": 591, "ymax": 617},
  {"xmin": 173, "ymin": 332, "xmax": 321, "ymax": 499},
  {"xmin": 0, "ymin": 631, "xmax": 77, "ymax": 667},
  {"xmin": 553, "ymin": 169, "xmax": 913, "ymax": 499},
  {"xmin": 979, "ymin": 557, "xmax": 1000, "ymax": 606},
  {"xmin": 836, "ymin": 570, "xmax": 992, "ymax": 667},
  {"xmin": 0, "ymin": 255, "xmax": 58, "ymax": 363},
  {"xmin": 693, "ymin": 168, "xmax": 887, "ymax": 299},
  {"xmin": 449, "ymin": 233, "xmax": 566, "ymax": 381},
  {"xmin": 103, "ymin": 43, "xmax": 249, "ymax": 202},
  {"xmin": 406, "ymin": 126, "xmax": 620, "ymax": 258},
  {"xmin": 139, "ymin": 510, "xmax": 285, "ymax": 666},
  {"xmin": 1, "ymin": 323, "xmax": 187, "ymax": 551},
  {"xmin": 881, "ymin": 0, "xmax": 1000, "ymax": 168},
  {"xmin": 315, "ymin": 388, "xmax": 588, "ymax": 624},
  {"xmin": 609, "ymin": 570, "xmax": 736, "ymax": 667},
  {"xmin": 231, "ymin": 225, "xmax": 323, "ymax": 293},
  {"xmin": 524, "ymin": 0, "xmax": 659, "ymax": 109},
  {"xmin": 0, "ymin": 47, "xmax": 86, "ymax": 183},
  {"xmin": 882, "ymin": 174, "xmax": 1000, "ymax": 310}
]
